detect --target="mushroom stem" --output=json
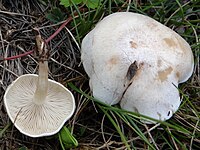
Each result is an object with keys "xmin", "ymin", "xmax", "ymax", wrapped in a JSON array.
[{"xmin": 33, "ymin": 60, "xmax": 48, "ymax": 105}]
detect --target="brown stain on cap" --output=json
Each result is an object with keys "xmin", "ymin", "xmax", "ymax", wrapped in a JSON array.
[
  {"xmin": 106, "ymin": 55, "xmax": 119, "ymax": 70},
  {"xmin": 176, "ymin": 72, "xmax": 180, "ymax": 79},
  {"xmin": 129, "ymin": 41, "xmax": 138, "ymax": 49},
  {"xmin": 108, "ymin": 56, "xmax": 118, "ymax": 65},
  {"xmin": 163, "ymin": 38, "xmax": 177, "ymax": 48},
  {"xmin": 158, "ymin": 67, "xmax": 173, "ymax": 82}
]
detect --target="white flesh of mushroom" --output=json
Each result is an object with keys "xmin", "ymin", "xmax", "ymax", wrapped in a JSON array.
[{"xmin": 81, "ymin": 12, "xmax": 194, "ymax": 122}]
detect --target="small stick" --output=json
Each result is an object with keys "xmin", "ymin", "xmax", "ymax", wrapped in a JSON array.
[{"xmin": 2, "ymin": 50, "xmax": 34, "ymax": 61}]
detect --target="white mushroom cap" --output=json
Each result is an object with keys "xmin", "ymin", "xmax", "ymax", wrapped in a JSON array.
[
  {"xmin": 4, "ymin": 74, "xmax": 75, "ymax": 137},
  {"xmin": 81, "ymin": 12, "xmax": 194, "ymax": 122}
]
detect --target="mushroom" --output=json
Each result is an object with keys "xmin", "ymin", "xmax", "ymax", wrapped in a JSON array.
[
  {"xmin": 81, "ymin": 12, "xmax": 194, "ymax": 122},
  {"xmin": 4, "ymin": 29, "xmax": 75, "ymax": 137}
]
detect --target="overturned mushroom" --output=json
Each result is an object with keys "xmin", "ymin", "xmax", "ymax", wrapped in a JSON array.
[
  {"xmin": 81, "ymin": 12, "xmax": 194, "ymax": 122},
  {"xmin": 4, "ymin": 29, "xmax": 75, "ymax": 137}
]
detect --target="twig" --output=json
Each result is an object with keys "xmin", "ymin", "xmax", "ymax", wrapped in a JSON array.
[
  {"xmin": 2, "ymin": 50, "xmax": 34, "ymax": 61},
  {"xmin": 45, "ymin": 17, "xmax": 73, "ymax": 43},
  {"xmin": 50, "ymin": 58, "xmax": 84, "ymax": 76},
  {"xmin": 189, "ymin": 110, "xmax": 200, "ymax": 150},
  {"xmin": 0, "ymin": 10, "xmax": 36, "ymax": 18},
  {"xmin": 100, "ymin": 114, "xmax": 111, "ymax": 150},
  {"xmin": 126, "ymin": 0, "xmax": 131, "ymax": 12},
  {"xmin": 1, "ymin": 17, "xmax": 74, "ymax": 61},
  {"xmin": 65, "ymin": 27, "xmax": 80, "ymax": 50},
  {"xmin": 0, "ymin": 64, "xmax": 19, "ymax": 77},
  {"xmin": 144, "ymin": 124, "xmax": 159, "ymax": 150},
  {"xmin": 167, "ymin": 126, "xmax": 179, "ymax": 150}
]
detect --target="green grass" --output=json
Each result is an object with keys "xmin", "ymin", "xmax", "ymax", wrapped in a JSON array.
[{"xmin": 69, "ymin": 80, "xmax": 199, "ymax": 149}]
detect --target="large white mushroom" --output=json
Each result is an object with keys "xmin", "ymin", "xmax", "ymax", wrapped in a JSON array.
[
  {"xmin": 81, "ymin": 12, "xmax": 194, "ymax": 122},
  {"xmin": 4, "ymin": 29, "xmax": 76, "ymax": 137}
]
